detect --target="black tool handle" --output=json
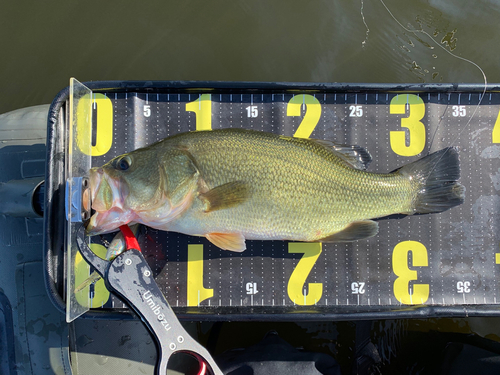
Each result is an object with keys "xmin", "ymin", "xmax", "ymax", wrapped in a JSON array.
[{"xmin": 107, "ymin": 249, "xmax": 223, "ymax": 375}]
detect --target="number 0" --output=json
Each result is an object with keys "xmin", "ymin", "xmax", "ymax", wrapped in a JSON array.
[
  {"xmin": 76, "ymin": 93, "xmax": 113, "ymax": 156},
  {"xmin": 74, "ymin": 243, "xmax": 110, "ymax": 307}
]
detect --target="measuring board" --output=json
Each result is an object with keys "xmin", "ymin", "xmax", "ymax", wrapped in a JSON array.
[{"xmin": 45, "ymin": 81, "xmax": 500, "ymax": 320}]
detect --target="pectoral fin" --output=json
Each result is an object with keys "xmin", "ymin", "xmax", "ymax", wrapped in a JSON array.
[
  {"xmin": 199, "ymin": 181, "xmax": 250, "ymax": 212},
  {"xmin": 319, "ymin": 220, "xmax": 379, "ymax": 242},
  {"xmin": 206, "ymin": 232, "xmax": 246, "ymax": 252}
]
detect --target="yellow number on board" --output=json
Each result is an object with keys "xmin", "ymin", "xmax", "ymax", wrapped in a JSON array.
[
  {"xmin": 287, "ymin": 94, "xmax": 322, "ymax": 138},
  {"xmin": 74, "ymin": 243, "xmax": 110, "ymax": 307},
  {"xmin": 392, "ymin": 240, "xmax": 429, "ymax": 305},
  {"xmin": 287, "ymin": 96, "xmax": 324, "ymax": 299},
  {"xmin": 77, "ymin": 93, "xmax": 113, "ymax": 156},
  {"xmin": 390, "ymin": 94, "xmax": 426, "ymax": 156},
  {"xmin": 186, "ymin": 94, "xmax": 212, "ymax": 131},
  {"xmin": 187, "ymin": 244, "xmax": 214, "ymax": 306},
  {"xmin": 287, "ymin": 242, "xmax": 323, "ymax": 305},
  {"xmin": 493, "ymin": 108, "xmax": 500, "ymax": 143}
]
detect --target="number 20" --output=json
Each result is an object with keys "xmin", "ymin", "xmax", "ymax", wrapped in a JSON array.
[{"xmin": 287, "ymin": 94, "xmax": 321, "ymax": 138}]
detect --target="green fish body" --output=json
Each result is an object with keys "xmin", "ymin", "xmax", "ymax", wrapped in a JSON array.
[{"xmin": 87, "ymin": 129, "xmax": 464, "ymax": 251}]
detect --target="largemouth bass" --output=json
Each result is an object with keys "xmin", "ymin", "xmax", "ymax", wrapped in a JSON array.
[{"xmin": 86, "ymin": 129, "xmax": 464, "ymax": 252}]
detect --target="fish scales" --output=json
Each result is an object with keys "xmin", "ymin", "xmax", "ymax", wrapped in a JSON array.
[
  {"xmin": 87, "ymin": 128, "xmax": 464, "ymax": 251},
  {"xmin": 151, "ymin": 130, "xmax": 411, "ymax": 241}
]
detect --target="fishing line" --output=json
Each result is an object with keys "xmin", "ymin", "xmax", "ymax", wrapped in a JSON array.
[
  {"xmin": 377, "ymin": 0, "xmax": 487, "ymax": 152},
  {"xmin": 360, "ymin": 0, "xmax": 370, "ymax": 48},
  {"xmin": 367, "ymin": 0, "xmax": 489, "ymax": 188}
]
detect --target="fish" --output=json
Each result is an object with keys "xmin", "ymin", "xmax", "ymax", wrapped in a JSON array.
[{"xmin": 86, "ymin": 128, "xmax": 465, "ymax": 252}]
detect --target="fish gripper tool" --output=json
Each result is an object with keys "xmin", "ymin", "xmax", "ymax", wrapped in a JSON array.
[{"xmin": 75, "ymin": 225, "xmax": 223, "ymax": 375}]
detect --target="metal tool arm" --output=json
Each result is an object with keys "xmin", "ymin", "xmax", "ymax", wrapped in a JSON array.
[
  {"xmin": 76, "ymin": 228, "xmax": 223, "ymax": 375},
  {"xmin": 106, "ymin": 249, "xmax": 223, "ymax": 375}
]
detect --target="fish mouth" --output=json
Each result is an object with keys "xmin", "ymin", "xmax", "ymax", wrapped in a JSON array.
[
  {"xmin": 86, "ymin": 167, "xmax": 131, "ymax": 235},
  {"xmin": 86, "ymin": 207, "xmax": 130, "ymax": 235}
]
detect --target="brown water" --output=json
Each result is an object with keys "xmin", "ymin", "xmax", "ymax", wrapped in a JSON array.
[{"xmin": 1, "ymin": 0, "xmax": 499, "ymax": 114}]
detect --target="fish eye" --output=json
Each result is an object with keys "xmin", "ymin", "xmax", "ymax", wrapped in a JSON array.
[{"xmin": 116, "ymin": 156, "xmax": 132, "ymax": 171}]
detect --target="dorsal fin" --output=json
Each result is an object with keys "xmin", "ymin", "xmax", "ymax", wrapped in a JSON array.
[{"xmin": 311, "ymin": 139, "xmax": 372, "ymax": 170}]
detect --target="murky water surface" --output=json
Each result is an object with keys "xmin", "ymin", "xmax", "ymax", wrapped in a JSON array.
[
  {"xmin": 3, "ymin": 1, "xmax": 500, "ymax": 372},
  {"xmin": 1, "ymin": 0, "xmax": 499, "ymax": 113}
]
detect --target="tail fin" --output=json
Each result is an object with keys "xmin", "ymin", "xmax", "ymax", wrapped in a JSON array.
[{"xmin": 398, "ymin": 147, "xmax": 465, "ymax": 214}]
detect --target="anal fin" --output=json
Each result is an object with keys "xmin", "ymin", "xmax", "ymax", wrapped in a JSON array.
[
  {"xmin": 206, "ymin": 232, "xmax": 246, "ymax": 252},
  {"xmin": 319, "ymin": 220, "xmax": 379, "ymax": 242}
]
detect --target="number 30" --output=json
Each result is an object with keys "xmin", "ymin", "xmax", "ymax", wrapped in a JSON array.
[{"xmin": 390, "ymin": 94, "xmax": 426, "ymax": 157}]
